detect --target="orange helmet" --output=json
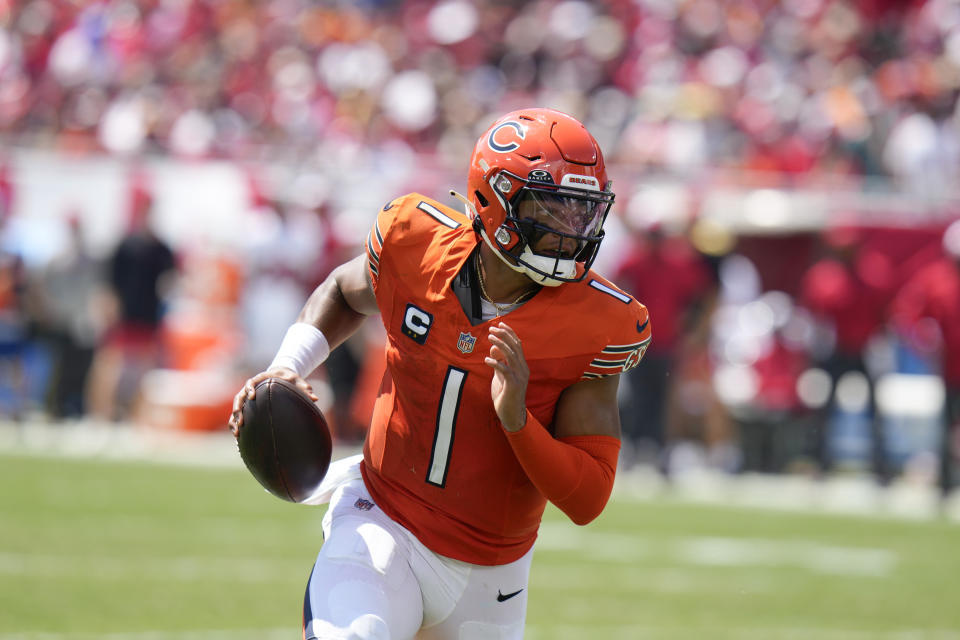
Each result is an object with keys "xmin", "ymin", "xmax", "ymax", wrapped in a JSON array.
[{"xmin": 466, "ymin": 108, "xmax": 614, "ymax": 286}]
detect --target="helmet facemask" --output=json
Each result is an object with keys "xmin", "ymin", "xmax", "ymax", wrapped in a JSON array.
[
  {"xmin": 483, "ymin": 170, "xmax": 614, "ymax": 286},
  {"xmin": 465, "ymin": 107, "xmax": 615, "ymax": 285}
]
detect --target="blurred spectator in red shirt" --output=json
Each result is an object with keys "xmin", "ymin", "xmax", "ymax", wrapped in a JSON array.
[
  {"xmin": 613, "ymin": 219, "xmax": 712, "ymax": 468},
  {"xmin": 889, "ymin": 219, "xmax": 960, "ymax": 495},
  {"xmin": 799, "ymin": 226, "xmax": 896, "ymax": 480}
]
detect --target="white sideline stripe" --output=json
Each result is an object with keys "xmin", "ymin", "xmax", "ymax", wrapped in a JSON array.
[
  {"xmin": 677, "ymin": 536, "xmax": 897, "ymax": 577},
  {"xmin": 0, "ymin": 631, "xmax": 292, "ymax": 640},
  {"xmin": 0, "ymin": 552, "xmax": 299, "ymax": 583},
  {"xmin": 613, "ymin": 468, "xmax": 960, "ymax": 523},
  {"xmin": 531, "ymin": 564, "xmax": 769, "ymax": 596},
  {"xmin": 524, "ymin": 625, "xmax": 960, "ymax": 640},
  {"xmin": 536, "ymin": 523, "xmax": 897, "ymax": 577}
]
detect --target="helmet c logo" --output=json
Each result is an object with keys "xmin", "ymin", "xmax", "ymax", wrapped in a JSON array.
[{"xmin": 487, "ymin": 121, "xmax": 525, "ymax": 153}]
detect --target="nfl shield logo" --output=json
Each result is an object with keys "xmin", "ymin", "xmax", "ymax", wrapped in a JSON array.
[{"xmin": 457, "ymin": 332, "xmax": 477, "ymax": 354}]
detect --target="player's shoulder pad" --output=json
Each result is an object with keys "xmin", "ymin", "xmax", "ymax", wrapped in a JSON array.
[
  {"xmin": 579, "ymin": 274, "xmax": 651, "ymax": 380},
  {"xmin": 377, "ymin": 193, "xmax": 469, "ymax": 239},
  {"xmin": 366, "ymin": 193, "xmax": 470, "ymax": 283}
]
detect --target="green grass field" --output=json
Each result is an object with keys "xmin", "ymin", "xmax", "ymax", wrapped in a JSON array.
[{"xmin": 1, "ymin": 451, "xmax": 959, "ymax": 639}]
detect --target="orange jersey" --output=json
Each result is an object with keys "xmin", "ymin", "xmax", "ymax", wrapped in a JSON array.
[{"xmin": 361, "ymin": 193, "xmax": 651, "ymax": 565}]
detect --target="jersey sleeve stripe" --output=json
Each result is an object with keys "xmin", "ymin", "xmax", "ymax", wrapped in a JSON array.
[
  {"xmin": 602, "ymin": 338, "xmax": 651, "ymax": 354},
  {"xmin": 590, "ymin": 358, "xmax": 627, "ymax": 368},
  {"xmin": 366, "ymin": 232, "xmax": 381, "ymax": 266},
  {"xmin": 582, "ymin": 336, "xmax": 651, "ymax": 379},
  {"xmin": 366, "ymin": 233, "xmax": 380, "ymax": 279},
  {"xmin": 580, "ymin": 371, "xmax": 620, "ymax": 380},
  {"xmin": 369, "ymin": 217, "xmax": 384, "ymax": 255},
  {"xmin": 417, "ymin": 201, "xmax": 461, "ymax": 229}
]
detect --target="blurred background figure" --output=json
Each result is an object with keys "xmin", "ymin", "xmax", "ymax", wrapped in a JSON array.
[
  {"xmin": 86, "ymin": 176, "xmax": 177, "ymax": 422},
  {"xmin": 799, "ymin": 226, "xmax": 896, "ymax": 482},
  {"xmin": 236, "ymin": 170, "xmax": 370, "ymax": 442},
  {"xmin": 613, "ymin": 207, "xmax": 713, "ymax": 470},
  {"xmin": 299, "ymin": 193, "xmax": 372, "ymax": 444},
  {"xmin": 661, "ymin": 219, "xmax": 740, "ymax": 475},
  {"xmin": 708, "ymin": 246, "xmax": 816, "ymax": 476},
  {"xmin": 0, "ymin": 164, "xmax": 29, "ymax": 418},
  {"xmin": 238, "ymin": 177, "xmax": 321, "ymax": 372},
  {"xmin": 889, "ymin": 219, "xmax": 960, "ymax": 497},
  {"xmin": 32, "ymin": 212, "xmax": 103, "ymax": 419}
]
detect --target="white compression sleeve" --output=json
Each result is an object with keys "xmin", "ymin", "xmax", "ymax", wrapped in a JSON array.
[{"xmin": 268, "ymin": 323, "xmax": 331, "ymax": 377}]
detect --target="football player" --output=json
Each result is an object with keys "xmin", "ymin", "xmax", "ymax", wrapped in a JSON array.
[
  {"xmin": 230, "ymin": 108, "xmax": 651, "ymax": 639},
  {"xmin": 889, "ymin": 219, "xmax": 960, "ymax": 498}
]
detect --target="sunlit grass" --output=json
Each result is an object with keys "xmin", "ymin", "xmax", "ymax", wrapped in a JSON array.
[{"xmin": 1, "ymin": 453, "xmax": 958, "ymax": 638}]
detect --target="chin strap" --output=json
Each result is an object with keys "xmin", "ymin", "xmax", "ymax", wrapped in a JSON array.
[
  {"xmin": 451, "ymin": 189, "xmax": 573, "ymax": 287},
  {"xmin": 516, "ymin": 247, "xmax": 576, "ymax": 285},
  {"xmin": 451, "ymin": 188, "xmax": 530, "ymax": 277},
  {"xmin": 449, "ymin": 189, "xmax": 479, "ymax": 218}
]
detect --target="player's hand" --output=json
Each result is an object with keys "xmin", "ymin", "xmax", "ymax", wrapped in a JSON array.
[
  {"xmin": 228, "ymin": 367, "xmax": 319, "ymax": 437},
  {"xmin": 485, "ymin": 322, "xmax": 529, "ymax": 432}
]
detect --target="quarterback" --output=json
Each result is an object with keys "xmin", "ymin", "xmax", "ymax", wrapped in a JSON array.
[{"xmin": 230, "ymin": 108, "xmax": 651, "ymax": 638}]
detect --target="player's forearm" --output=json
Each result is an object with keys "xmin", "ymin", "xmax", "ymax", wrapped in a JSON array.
[
  {"xmin": 296, "ymin": 281, "xmax": 366, "ymax": 351},
  {"xmin": 297, "ymin": 257, "xmax": 377, "ymax": 351},
  {"xmin": 505, "ymin": 410, "xmax": 620, "ymax": 525}
]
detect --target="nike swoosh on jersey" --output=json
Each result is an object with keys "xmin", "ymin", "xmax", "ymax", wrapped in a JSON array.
[
  {"xmin": 637, "ymin": 318, "xmax": 649, "ymax": 333},
  {"xmin": 497, "ymin": 589, "xmax": 524, "ymax": 602}
]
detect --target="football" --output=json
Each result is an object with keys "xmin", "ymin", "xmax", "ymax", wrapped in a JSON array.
[{"xmin": 237, "ymin": 377, "xmax": 332, "ymax": 503}]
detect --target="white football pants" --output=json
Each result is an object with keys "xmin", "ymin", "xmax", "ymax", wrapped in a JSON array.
[{"xmin": 301, "ymin": 456, "xmax": 532, "ymax": 640}]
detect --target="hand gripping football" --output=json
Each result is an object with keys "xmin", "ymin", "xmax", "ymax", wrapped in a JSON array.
[{"xmin": 237, "ymin": 377, "xmax": 332, "ymax": 503}]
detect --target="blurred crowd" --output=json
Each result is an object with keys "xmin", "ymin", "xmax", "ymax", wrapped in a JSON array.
[
  {"xmin": 1, "ymin": 0, "xmax": 960, "ymax": 191},
  {"xmin": 0, "ymin": 0, "xmax": 959, "ymax": 490}
]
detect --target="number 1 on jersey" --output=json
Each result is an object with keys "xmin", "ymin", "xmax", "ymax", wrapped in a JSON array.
[{"xmin": 426, "ymin": 366, "xmax": 467, "ymax": 487}]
